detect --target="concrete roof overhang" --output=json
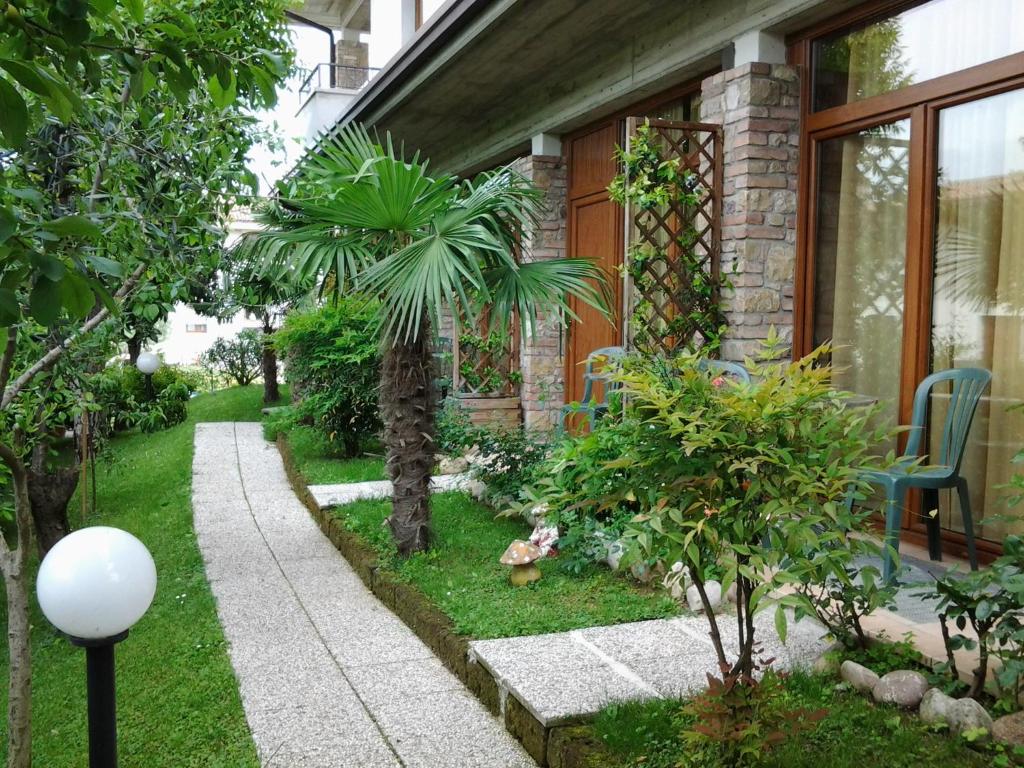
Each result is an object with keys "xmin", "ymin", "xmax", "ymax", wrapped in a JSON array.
[
  {"xmin": 294, "ymin": 0, "xmax": 370, "ymax": 31},
  {"xmin": 320, "ymin": 0, "xmax": 863, "ymax": 176}
]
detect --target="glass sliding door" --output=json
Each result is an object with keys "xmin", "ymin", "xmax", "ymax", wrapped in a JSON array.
[
  {"xmin": 930, "ymin": 87, "xmax": 1024, "ymax": 541},
  {"xmin": 813, "ymin": 119, "xmax": 911, "ymax": 451}
]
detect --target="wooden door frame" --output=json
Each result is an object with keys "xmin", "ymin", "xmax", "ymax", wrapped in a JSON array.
[{"xmin": 789, "ymin": 0, "xmax": 1024, "ymax": 559}]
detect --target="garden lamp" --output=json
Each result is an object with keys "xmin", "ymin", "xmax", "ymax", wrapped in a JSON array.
[
  {"xmin": 36, "ymin": 527, "xmax": 158, "ymax": 768},
  {"xmin": 135, "ymin": 351, "xmax": 160, "ymax": 399}
]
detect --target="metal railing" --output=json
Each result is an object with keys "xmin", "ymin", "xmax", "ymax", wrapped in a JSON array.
[{"xmin": 298, "ymin": 63, "xmax": 380, "ymax": 101}]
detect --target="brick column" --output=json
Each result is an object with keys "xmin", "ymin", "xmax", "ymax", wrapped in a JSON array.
[
  {"xmin": 511, "ymin": 154, "xmax": 568, "ymax": 430},
  {"xmin": 701, "ymin": 63, "xmax": 800, "ymax": 361}
]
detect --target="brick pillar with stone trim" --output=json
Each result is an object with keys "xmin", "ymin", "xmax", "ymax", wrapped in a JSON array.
[
  {"xmin": 510, "ymin": 154, "xmax": 568, "ymax": 430},
  {"xmin": 700, "ymin": 63, "xmax": 800, "ymax": 362}
]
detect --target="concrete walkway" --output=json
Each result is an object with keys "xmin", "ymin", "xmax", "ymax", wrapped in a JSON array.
[
  {"xmin": 308, "ymin": 473, "xmax": 475, "ymax": 510},
  {"xmin": 192, "ymin": 422, "xmax": 535, "ymax": 768}
]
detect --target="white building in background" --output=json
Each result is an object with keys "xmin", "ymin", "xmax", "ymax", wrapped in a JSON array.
[
  {"xmin": 293, "ymin": 0, "xmax": 446, "ymax": 145},
  {"xmin": 153, "ymin": 208, "xmax": 264, "ymax": 366}
]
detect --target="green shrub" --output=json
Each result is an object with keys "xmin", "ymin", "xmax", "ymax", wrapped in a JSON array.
[
  {"xmin": 275, "ymin": 299, "xmax": 381, "ymax": 457},
  {"xmin": 201, "ymin": 329, "xmax": 262, "ymax": 387},
  {"xmin": 92, "ymin": 362, "xmax": 195, "ymax": 434},
  {"xmin": 435, "ymin": 397, "xmax": 475, "ymax": 455},
  {"xmin": 526, "ymin": 332, "xmax": 887, "ymax": 682}
]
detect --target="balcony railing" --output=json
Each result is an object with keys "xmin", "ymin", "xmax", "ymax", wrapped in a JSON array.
[{"xmin": 298, "ymin": 63, "xmax": 379, "ymax": 101}]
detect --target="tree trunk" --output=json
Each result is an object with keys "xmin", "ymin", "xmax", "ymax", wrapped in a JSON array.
[
  {"xmin": 3, "ymin": 558, "xmax": 31, "ymax": 768},
  {"xmin": 261, "ymin": 322, "xmax": 279, "ymax": 404},
  {"xmin": 27, "ymin": 440, "xmax": 78, "ymax": 557},
  {"xmin": 126, "ymin": 333, "xmax": 141, "ymax": 365},
  {"xmin": 0, "ymin": 448, "xmax": 34, "ymax": 768},
  {"xmin": 382, "ymin": 318, "xmax": 435, "ymax": 556}
]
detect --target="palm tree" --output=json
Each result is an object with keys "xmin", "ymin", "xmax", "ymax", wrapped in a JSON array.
[{"xmin": 253, "ymin": 124, "xmax": 609, "ymax": 555}]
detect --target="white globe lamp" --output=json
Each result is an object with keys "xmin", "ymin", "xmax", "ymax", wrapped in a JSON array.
[
  {"xmin": 135, "ymin": 351, "xmax": 160, "ymax": 375},
  {"xmin": 37, "ymin": 527, "xmax": 157, "ymax": 767}
]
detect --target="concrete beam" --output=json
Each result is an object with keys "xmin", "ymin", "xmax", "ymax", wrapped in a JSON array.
[
  {"xmin": 530, "ymin": 133, "xmax": 562, "ymax": 157},
  {"xmin": 729, "ymin": 29, "xmax": 787, "ymax": 68}
]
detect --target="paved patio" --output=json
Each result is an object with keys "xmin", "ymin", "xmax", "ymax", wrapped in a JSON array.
[{"xmin": 192, "ymin": 422, "xmax": 534, "ymax": 768}]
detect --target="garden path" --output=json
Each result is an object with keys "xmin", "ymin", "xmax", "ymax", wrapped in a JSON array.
[{"xmin": 191, "ymin": 422, "xmax": 535, "ymax": 768}]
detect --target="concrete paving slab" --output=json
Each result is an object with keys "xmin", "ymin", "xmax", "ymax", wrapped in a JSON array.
[
  {"xmin": 309, "ymin": 473, "xmax": 473, "ymax": 509},
  {"xmin": 193, "ymin": 422, "xmax": 534, "ymax": 767}
]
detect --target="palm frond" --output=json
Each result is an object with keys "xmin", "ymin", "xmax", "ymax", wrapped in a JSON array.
[{"xmin": 482, "ymin": 258, "xmax": 612, "ymax": 339}]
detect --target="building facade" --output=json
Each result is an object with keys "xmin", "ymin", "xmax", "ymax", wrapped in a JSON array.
[{"xmin": 299, "ymin": 0, "xmax": 1024, "ymax": 559}]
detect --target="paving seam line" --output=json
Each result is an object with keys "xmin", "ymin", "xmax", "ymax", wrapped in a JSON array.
[
  {"xmin": 228, "ymin": 422, "xmax": 408, "ymax": 768},
  {"xmin": 567, "ymin": 631, "xmax": 662, "ymax": 699}
]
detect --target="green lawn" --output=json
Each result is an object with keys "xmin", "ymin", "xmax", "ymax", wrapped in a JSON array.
[
  {"xmin": 593, "ymin": 672, "xmax": 997, "ymax": 768},
  {"xmin": 280, "ymin": 424, "xmax": 385, "ymax": 485},
  {"xmin": 332, "ymin": 492, "xmax": 678, "ymax": 639},
  {"xmin": 0, "ymin": 385, "xmax": 269, "ymax": 767}
]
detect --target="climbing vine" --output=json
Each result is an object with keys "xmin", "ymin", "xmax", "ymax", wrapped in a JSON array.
[{"xmin": 609, "ymin": 120, "xmax": 729, "ymax": 356}]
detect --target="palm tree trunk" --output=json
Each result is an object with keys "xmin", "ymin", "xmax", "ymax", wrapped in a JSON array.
[
  {"xmin": 261, "ymin": 319, "xmax": 279, "ymax": 404},
  {"xmin": 382, "ymin": 318, "xmax": 435, "ymax": 556}
]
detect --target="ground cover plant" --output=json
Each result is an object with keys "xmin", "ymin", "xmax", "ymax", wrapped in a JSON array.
[
  {"xmin": 328, "ymin": 492, "xmax": 677, "ymax": 639},
  {"xmin": 593, "ymin": 672, "xmax": 995, "ymax": 768},
  {"xmin": 0, "ymin": 387, "xmax": 266, "ymax": 766}
]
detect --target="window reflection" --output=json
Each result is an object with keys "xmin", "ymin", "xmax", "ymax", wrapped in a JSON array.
[{"xmin": 813, "ymin": 0, "xmax": 1024, "ymax": 111}]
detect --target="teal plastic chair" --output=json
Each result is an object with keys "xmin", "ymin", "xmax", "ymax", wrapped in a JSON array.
[
  {"xmin": 699, "ymin": 358, "xmax": 752, "ymax": 384},
  {"xmin": 856, "ymin": 367, "xmax": 990, "ymax": 582},
  {"xmin": 561, "ymin": 346, "xmax": 626, "ymax": 431}
]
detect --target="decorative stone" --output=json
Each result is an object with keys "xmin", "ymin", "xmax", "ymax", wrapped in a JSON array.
[
  {"xmin": 993, "ymin": 711, "xmax": 1024, "ymax": 746},
  {"xmin": 725, "ymin": 582, "xmax": 737, "ymax": 603},
  {"xmin": 920, "ymin": 688, "xmax": 993, "ymax": 738},
  {"xmin": 872, "ymin": 670, "xmax": 930, "ymax": 708},
  {"xmin": 437, "ymin": 455, "xmax": 469, "ymax": 475},
  {"xmin": 604, "ymin": 539, "xmax": 625, "ymax": 571},
  {"xmin": 919, "ymin": 688, "xmax": 956, "ymax": 725},
  {"xmin": 686, "ymin": 580, "xmax": 722, "ymax": 613},
  {"xmin": 840, "ymin": 660, "xmax": 879, "ymax": 694}
]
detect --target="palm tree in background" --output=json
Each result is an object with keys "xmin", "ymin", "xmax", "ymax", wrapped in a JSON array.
[{"xmin": 252, "ymin": 124, "xmax": 609, "ymax": 554}]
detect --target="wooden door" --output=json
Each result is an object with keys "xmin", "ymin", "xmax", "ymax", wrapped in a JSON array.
[{"xmin": 565, "ymin": 122, "xmax": 623, "ymax": 409}]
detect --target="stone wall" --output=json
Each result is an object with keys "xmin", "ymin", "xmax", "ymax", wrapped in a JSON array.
[
  {"xmin": 700, "ymin": 63, "xmax": 801, "ymax": 361},
  {"xmin": 512, "ymin": 154, "xmax": 568, "ymax": 430}
]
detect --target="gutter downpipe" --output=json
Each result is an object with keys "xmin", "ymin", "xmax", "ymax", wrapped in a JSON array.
[{"xmin": 285, "ymin": 9, "xmax": 337, "ymax": 88}]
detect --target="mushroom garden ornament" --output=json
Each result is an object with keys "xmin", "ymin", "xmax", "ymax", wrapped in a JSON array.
[{"xmin": 500, "ymin": 540, "xmax": 542, "ymax": 586}]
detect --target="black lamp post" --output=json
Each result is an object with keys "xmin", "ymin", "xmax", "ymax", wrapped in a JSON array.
[{"xmin": 37, "ymin": 527, "xmax": 157, "ymax": 768}]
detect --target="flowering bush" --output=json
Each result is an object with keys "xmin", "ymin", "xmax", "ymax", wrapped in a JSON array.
[{"xmin": 466, "ymin": 424, "xmax": 551, "ymax": 508}]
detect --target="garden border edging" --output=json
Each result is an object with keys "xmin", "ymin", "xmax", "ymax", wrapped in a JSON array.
[{"xmin": 275, "ymin": 433, "xmax": 615, "ymax": 768}]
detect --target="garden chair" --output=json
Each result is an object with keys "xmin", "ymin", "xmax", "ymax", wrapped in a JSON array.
[
  {"xmin": 560, "ymin": 346, "xmax": 626, "ymax": 432},
  {"xmin": 854, "ymin": 367, "xmax": 990, "ymax": 583},
  {"xmin": 698, "ymin": 358, "xmax": 751, "ymax": 384}
]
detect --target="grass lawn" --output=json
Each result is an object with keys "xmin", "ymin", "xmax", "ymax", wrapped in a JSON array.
[
  {"xmin": 331, "ymin": 492, "xmax": 678, "ymax": 639},
  {"xmin": 593, "ymin": 672, "xmax": 996, "ymax": 768},
  {"xmin": 278, "ymin": 424, "xmax": 385, "ymax": 485},
  {"xmin": 0, "ymin": 385, "xmax": 270, "ymax": 767}
]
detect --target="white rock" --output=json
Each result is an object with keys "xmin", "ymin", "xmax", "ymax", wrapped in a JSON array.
[
  {"xmin": 437, "ymin": 455, "xmax": 469, "ymax": 475},
  {"xmin": 686, "ymin": 580, "xmax": 722, "ymax": 613},
  {"xmin": 840, "ymin": 660, "xmax": 880, "ymax": 694},
  {"xmin": 725, "ymin": 582, "xmax": 737, "ymax": 603},
  {"xmin": 872, "ymin": 670, "xmax": 930, "ymax": 708}
]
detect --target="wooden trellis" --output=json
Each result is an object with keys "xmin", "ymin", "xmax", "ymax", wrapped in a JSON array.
[
  {"xmin": 451, "ymin": 308, "xmax": 520, "ymax": 397},
  {"xmin": 624, "ymin": 117, "xmax": 724, "ymax": 356}
]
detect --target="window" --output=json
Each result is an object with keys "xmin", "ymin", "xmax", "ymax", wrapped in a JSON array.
[
  {"xmin": 812, "ymin": 0, "xmax": 1024, "ymax": 111},
  {"xmin": 186, "ymin": 324, "xmax": 207, "ymax": 333},
  {"xmin": 794, "ymin": 0, "xmax": 1024, "ymax": 552}
]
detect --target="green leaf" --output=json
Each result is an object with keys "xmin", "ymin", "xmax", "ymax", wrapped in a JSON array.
[
  {"xmin": 29, "ymin": 251, "xmax": 66, "ymax": 281},
  {"xmin": 774, "ymin": 604, "xmax": 788, "ymax": 644},
  {"xmin": 29, "ymin": 277, "xmax": 62, "ymax": 325},
  {"xmin": 0, "ymin": 76, "xmax": 29, "ymax": 147},
  {"xmin": 124, "ymin": 0, "xmax": 145, "ymax": 23},
  {"xmin": 59, "ymin": 273, "xmax": 95, "ymax": 318},
  {"xmin": 86, "ymin": 255, "xmax": 124, "ymax": 277},
  {"xmin": 0, "ymin": 206, "xmax": 16, "ymax": 245},
  {"xmin": 0, "ymin": 287, "xmax": 19, "ymax": 326},
  {"xmin": 0, "ymin": 60, "xmax": 74, "ymax": 122},
  {"xmin": 42, "ymin": 215, "xmax": 102, "ymax": 239}
]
